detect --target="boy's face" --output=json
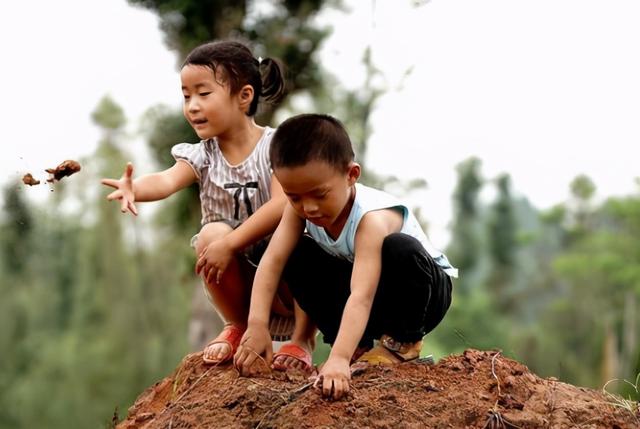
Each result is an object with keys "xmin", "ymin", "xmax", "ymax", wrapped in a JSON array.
[
  {"xmin": 276, "ymin": 160, "xmax": 360, "ymax": 230},
  {"xmin": 180, "ymin": 65, "xmax": 240, "ymax": 140}
]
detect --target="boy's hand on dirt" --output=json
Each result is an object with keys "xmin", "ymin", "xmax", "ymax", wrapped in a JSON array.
[
  {"xmin": 100, "ymin": 162, "xmax": 138, "ymax": 216},
  {"xmin": 195, "ymin": 238, "xmax": 234, "ymax": 285},
  {"xmin": 234, "ymin": 325, "xmax": 273, "ymax": 376},
  {"xmin": 314, "ymin": 356, "xmax": 351, "ymax": 400}
]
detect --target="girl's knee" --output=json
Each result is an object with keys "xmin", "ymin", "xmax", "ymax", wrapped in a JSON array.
[{"xmin": 194, "ymin": 222, "xmax": 233, "ymax": 255}]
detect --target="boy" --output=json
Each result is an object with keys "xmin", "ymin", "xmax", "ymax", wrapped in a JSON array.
[{"xmin": 234, "ymin": 114, "xmax": 457, "ymax": 399}]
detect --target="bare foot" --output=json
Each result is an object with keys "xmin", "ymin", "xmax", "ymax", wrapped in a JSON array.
[
  {"xmin": 202, "ymin": 324, "xmax": 243, "ymax": 365},
  {"xmin": 203, "ymin": 342, "xmax": 232, "ymax": 363}
]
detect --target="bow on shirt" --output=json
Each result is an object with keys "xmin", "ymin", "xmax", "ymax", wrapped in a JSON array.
[{"xmin": 224, "ymin": 181, "xmax": 258, "ymax": 219}]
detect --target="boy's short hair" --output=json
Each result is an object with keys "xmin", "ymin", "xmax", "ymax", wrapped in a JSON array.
[{"xmin": 270, "ymin": 114, "xmax": 355, "ymax": 171}]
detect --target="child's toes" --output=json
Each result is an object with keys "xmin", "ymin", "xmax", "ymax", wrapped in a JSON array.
[
  {"xmin": 272, "ymin": 355, "xmax": 285, "ymax": 367},
  {"xmin": 282, "ymin": 356, "xmax": 296, "ymax": 368},
  {"xmin": 280, "ymin": 356, "xmax": 293, "ymax": 369},
  {"xmin": 273, "ymin": 355, "xmax": 296, "ymax": 370},
  {"xmin": 204, "ymin": 343, "xmax": 229, "ymax": 362}
]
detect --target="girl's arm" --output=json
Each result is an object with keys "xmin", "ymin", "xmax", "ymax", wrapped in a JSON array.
[
  {"xmin": 132, "ymin": 161, "xmax": 197, "ymax": 201},
  {"xmin": 195, "ymin": 175, "xmax": 288, "ymax": 283},
  {"xmin": 101, "ymin": 161, "xmax": 197, "ymax": 215},
  {"xmin": 226, "ymin": 175, "xmax": 288, "ymax": 251}
]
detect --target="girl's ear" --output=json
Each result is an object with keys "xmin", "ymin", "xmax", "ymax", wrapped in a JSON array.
[
  {"xmin": 238, "ymin": 84, "xmax": 255, "ymax": 112},
  {"xmin": 347, "ymin": 162, "xmax": 361, "ymax": 185}
]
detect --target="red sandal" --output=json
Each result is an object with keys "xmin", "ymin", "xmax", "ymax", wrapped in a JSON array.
[
  {"xmin": 202, "ymin": 324, "xmax": 244, "ymax": 365},
  {"xmin": 272, "ymin": 343, "xmax": 313, "ymax": 373}
]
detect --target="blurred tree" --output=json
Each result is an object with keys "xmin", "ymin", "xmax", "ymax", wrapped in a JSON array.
[
  {"xmin": 0, "ymin": 184, "xmax": 35, "ymax": 427},
  {"xmin": 2, "ymin": 96, "xmax": 191, "ymax": 428},
  {"xmin": 127, "ymin": 0, "xmax": 333, "ymax": 124},
  {"xmin": 446, "ymin": 157, "xmax": 484, "ymax": 294},
  {"xmin": 567, "ymin": 174, "xmax": 596, "ymax": 238},
  {"xmin": 430, "ymin": 157, "xmax": 504, "ymax": 354},
  {"xmin": 487, "ymin": 174, "xmax": 517, "ymax": 311},
  {"xmin": 508, "ymin": 176, "xmax": 640, "ymax": 394},
  {"xmin": 554, "ymin": 192, "xmax": 640, "ymax": 387},
  {"xmin": 0, "ymin": 184, "xmax": 33, "ymax": 276}
]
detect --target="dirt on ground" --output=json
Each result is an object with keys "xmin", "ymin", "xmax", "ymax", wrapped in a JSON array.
[{"xmin": 116, "ymin": 349, "xmax": 639, "ymax": 428}]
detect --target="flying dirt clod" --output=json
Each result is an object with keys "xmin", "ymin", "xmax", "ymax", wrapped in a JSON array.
[
  {"xmin": 46, "ymin": 160, "xmax": 81, "ymax": 183},
  {"xmin": 22, "ymin": 173, "xmax": 41, "ymax": 186}
]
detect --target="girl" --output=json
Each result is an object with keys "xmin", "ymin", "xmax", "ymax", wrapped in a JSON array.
[{"xmin": 101, "ymin": 40, "xmax": 294, "ymax": 364}]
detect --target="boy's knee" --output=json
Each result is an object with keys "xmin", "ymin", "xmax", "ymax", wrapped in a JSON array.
[
  {"xmin": 287, "ymin": 235, "xmax": 318, "ymax": 265},
  {"xmin": 382, "ymin": 233, "xmax": 423, "ymax": 259},
  {"xmin": 194, "ymin": 222, "xmax": 233, "ymax": 254}
]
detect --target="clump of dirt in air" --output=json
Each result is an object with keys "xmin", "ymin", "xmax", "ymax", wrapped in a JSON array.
[
  {"xmin": 21, "ymin": 160, "xmax": 81, "ymax": 187},
  {"xmin": 22, "ymin": 173, "xmax": 40, "ymax": 186},
  {"xmin": 46, "ymin": 160, "xmax": 81, "ymax": 182},
  {"xmin": 116, "ymin": 348, "xmax": 640, "ymax": 429}
]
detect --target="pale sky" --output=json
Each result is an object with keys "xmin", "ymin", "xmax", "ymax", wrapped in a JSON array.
[{"xmin": 2, "ymin": 0, "xmax": 639, "ymax": 248}]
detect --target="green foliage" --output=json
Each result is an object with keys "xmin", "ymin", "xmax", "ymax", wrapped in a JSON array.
[
  {"xmin": 488, "ymin": 174, "xmax": 516, "ymax": 270},
  {"xmin": 3, "ymin": 3, "xmax": 640, "ymax": 427},
  {"xmin": 570, "ymin": 174, "xmax": 596, "ymax": 201},
  {"xmin": 0, "ymin": 3, "xmax": 343, "ymax": 426},
  {"xmin": 141, "ymin": 105, "xmax": 198, "ymax": 168},
  {"xmin": 441, "ymin": 166, "xmax": 640, "ymax": 397},
  {"xmin": 446, "ymin": 157, "xmax": 484, "ymax": 295},
  {"xmin": 0, "ymin": 185, "xmax": 33, "ymax": 275},
  {"xmin": 92, "ymin": 95, "xmax": 126, "ymax": 131},
  {"xmin": 486, "ymin": 174, "xmax": 517, "ymax": 310},
  {"xmin": 549, "ymin": 190, "xmax": 640, "ymax": 387},
  {"xmin": 127, "ymin": 0, "xmax": 332, "ymax": 97},
  {"xmin": 0, "ymin": 98, "xmax": 191, "ymax": 429}
]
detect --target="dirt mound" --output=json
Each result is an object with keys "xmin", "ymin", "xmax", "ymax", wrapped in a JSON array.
[{"xmin": 116, "ymin": 349, "xmax": 638, "ymax": 428}]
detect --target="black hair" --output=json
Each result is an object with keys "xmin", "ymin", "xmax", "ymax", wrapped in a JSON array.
[
  {"xmin": 182, "ymin": 40, "xmax": 286, "ymax": 116},
  {"xmin": 270, "ymin": 114, "xmax": 355, "ymax": 171}
]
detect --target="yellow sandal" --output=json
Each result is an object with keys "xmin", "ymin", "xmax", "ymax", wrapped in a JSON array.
[{"xmin": 356, "ymin": 335, "xmax": 423, "ymax": 365}]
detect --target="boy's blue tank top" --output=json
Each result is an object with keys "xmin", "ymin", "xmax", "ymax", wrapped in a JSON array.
[{"xmin": 305, "ymin": 183, "xmax": 458, "ymax": 278}]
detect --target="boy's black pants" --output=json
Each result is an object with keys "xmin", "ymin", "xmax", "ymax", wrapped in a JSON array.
[{"xmin": 282, "ymin": 233, "xmax": 453, "ymax": 347}]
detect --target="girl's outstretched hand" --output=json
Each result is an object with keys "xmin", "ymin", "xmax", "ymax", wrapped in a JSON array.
[
  {"xmin": 234, "ymin": 324, "xmax": 273, "ymax": 376},
  {"xmin": 101, "ymin": 162, "xmax": 138, "ymax": 216}
]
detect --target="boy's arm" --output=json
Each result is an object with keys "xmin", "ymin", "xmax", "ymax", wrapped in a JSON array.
[
  {"xmin": 328, "ymin": 213, "xmax": 391, "ymax": 361},
  {"xmin": 247, "ymin": 203, "xmax": 304, "ymax": 326},
  {"xmin": 233, "ymin": 204, "xmax": 305, "ymax": 373},
  {"xmin": 319, "ymin": 209, "xmax": 402, "ymax": 399}
]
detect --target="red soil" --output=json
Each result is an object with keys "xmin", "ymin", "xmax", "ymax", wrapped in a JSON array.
[{"xmin": 117, "ymin": 349, "xmax": 639, "ymax": 428}]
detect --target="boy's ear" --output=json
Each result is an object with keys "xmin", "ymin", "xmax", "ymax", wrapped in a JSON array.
[
  {"xmin": 347, "ymin": 162, "xmax": 361, "ymax": 185},
  {"xmin": 238, "ymin": 84, "xmax": 254, "ymax": 111}
]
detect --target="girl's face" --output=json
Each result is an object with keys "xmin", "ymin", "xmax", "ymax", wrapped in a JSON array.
[
  {"xmin": 275, "ymin": 160, "xmax": 360, "ymax": 236},
  {"xmin": 180, "ymin": 64, "xmax": 243, "ymax": 140}
]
